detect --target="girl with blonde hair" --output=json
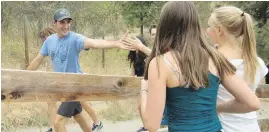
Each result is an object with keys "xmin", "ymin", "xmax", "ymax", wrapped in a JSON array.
[{"xmin": 207, "ymin": 6, "xmax": 268, "ymax": 132}]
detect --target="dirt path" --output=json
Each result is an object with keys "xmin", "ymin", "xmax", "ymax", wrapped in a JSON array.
[{"xmin": 15, "ymin": 118, "xmax": 143, "ymax": 132}]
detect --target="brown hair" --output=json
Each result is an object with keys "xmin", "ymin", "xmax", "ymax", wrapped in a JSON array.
[
  {"xmin": 39, "ymin": 27, "xmax": 56, "ymax": 39},
  {"xmin": 210, "ymin": 6, "xmax": 258, "ymax": 83},
  {"xmin": 144, "ymin": 1, "xmax": 236, "ymax": 89}
]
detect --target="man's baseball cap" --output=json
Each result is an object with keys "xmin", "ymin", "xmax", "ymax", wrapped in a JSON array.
[{"xmin": 53, "ymin": 8, "xmax": 72, "ymax": 21}]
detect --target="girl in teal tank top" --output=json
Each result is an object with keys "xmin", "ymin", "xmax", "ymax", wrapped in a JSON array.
[
  {"xmin": 166, "ymin": 73, "xmax": 222, "ymax": 132},
  {"xmin": 122, "ymin": 2, "xmax": 261, "ymax": 132}
]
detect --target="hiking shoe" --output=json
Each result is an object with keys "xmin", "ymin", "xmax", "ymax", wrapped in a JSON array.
[
  {"xmin": 92, "ymin": 121, "xmax": 103, "ymax": 132},
  {"xmin": 46, "ymin": 128, "xmax": 53, "ymax": 132},
  {"xmin": 136, "ymin": 127, "xmax": 148, "ymax": 132}
]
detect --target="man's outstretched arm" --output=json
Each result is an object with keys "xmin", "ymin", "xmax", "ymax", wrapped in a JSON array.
[{"xmin": 83, "ymin": 33, "xmax": 135, "ymax": 50}]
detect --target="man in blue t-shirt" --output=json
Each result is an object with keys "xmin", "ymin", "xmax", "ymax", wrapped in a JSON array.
[{"xmin": 27, "ymin": 8, "xmax": 132, "ymax": 132}]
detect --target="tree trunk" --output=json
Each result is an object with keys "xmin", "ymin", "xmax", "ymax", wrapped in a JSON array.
[{"xmin": 140, "ymin": 12, "xmax": 144, "ymax": 37}]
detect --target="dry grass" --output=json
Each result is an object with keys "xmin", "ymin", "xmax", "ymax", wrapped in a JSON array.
[
  {"xmin": 98, "ymin": 99, "xmax": 139, "ymax": 122},
  {"xmin": 2, "ymin": 102, "xmax": 51, "ymax": 131},
  {"xmin": 1, "ymin": 100, "xmax": 139, "ymax": 131}
]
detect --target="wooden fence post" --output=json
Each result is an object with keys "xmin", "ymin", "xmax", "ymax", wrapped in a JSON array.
[{"xmin": 23, "ymin": 16, "xmax": 29, "ymax": 69}]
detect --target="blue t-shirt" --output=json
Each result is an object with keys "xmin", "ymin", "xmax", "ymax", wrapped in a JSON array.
[{"xmin": 40, "ymin": 31, "xmax": 86, "ymax": 73}]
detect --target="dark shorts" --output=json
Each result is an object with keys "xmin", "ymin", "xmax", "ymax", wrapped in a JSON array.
[{"xmin": 57, "ymin": 101, "xmax": 82, "ymax": 118}]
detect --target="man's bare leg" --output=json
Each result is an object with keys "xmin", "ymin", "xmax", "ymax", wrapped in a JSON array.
[
  {"xmin": 80, "ymin": 101, "xmax": 100, "ymax": 124},
  {"xmin": 54, "ymin": 114, "xmax": 67, "ymax": 132},
  {"xmin": 73, "ymin": 113, "xmax": 92, "ymax": 132}
]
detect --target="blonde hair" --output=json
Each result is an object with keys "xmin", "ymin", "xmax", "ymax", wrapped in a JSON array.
[
  {"xmin": 39, "ymin": 27, "xmax": 56, "ymax": 39},
  {"xmin": 210, "ymin": 6, "xmax": 258, "ymax": 84},
  {"xmin": 145, "ymin": 2, "xmax": 236, "ymax": 89}
]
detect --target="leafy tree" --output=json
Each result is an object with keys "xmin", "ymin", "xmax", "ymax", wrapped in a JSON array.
[{"xmin": 120, "ymin": 1, "xmax": 164, "ymax": 37}]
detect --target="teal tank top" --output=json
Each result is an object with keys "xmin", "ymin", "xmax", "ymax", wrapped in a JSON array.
[{"xmin": 166, "ymin": 73, "xmax": 222, "ymax": 132}]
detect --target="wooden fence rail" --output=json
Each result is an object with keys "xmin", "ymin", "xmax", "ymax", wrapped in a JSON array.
[
  {"xmin": 1, "ymin": 69, "xmax": 269, "ymax": 131},
  {"xmin": 1, "ymin": 69, "xmax": 269, "ymax": 102}
]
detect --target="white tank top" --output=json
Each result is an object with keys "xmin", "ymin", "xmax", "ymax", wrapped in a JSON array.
[{"xmin": 218, "ymin": 57, "xmax": 268, "ymax": 131}]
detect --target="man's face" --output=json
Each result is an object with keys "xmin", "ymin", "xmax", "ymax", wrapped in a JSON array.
[
  {"xmin": 54, "ymin": 18, "xmax": 72, "ymax": 37},
  {"xmin": 150, "ymin": 28, "xmax": 157, "ymax": 41}
]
